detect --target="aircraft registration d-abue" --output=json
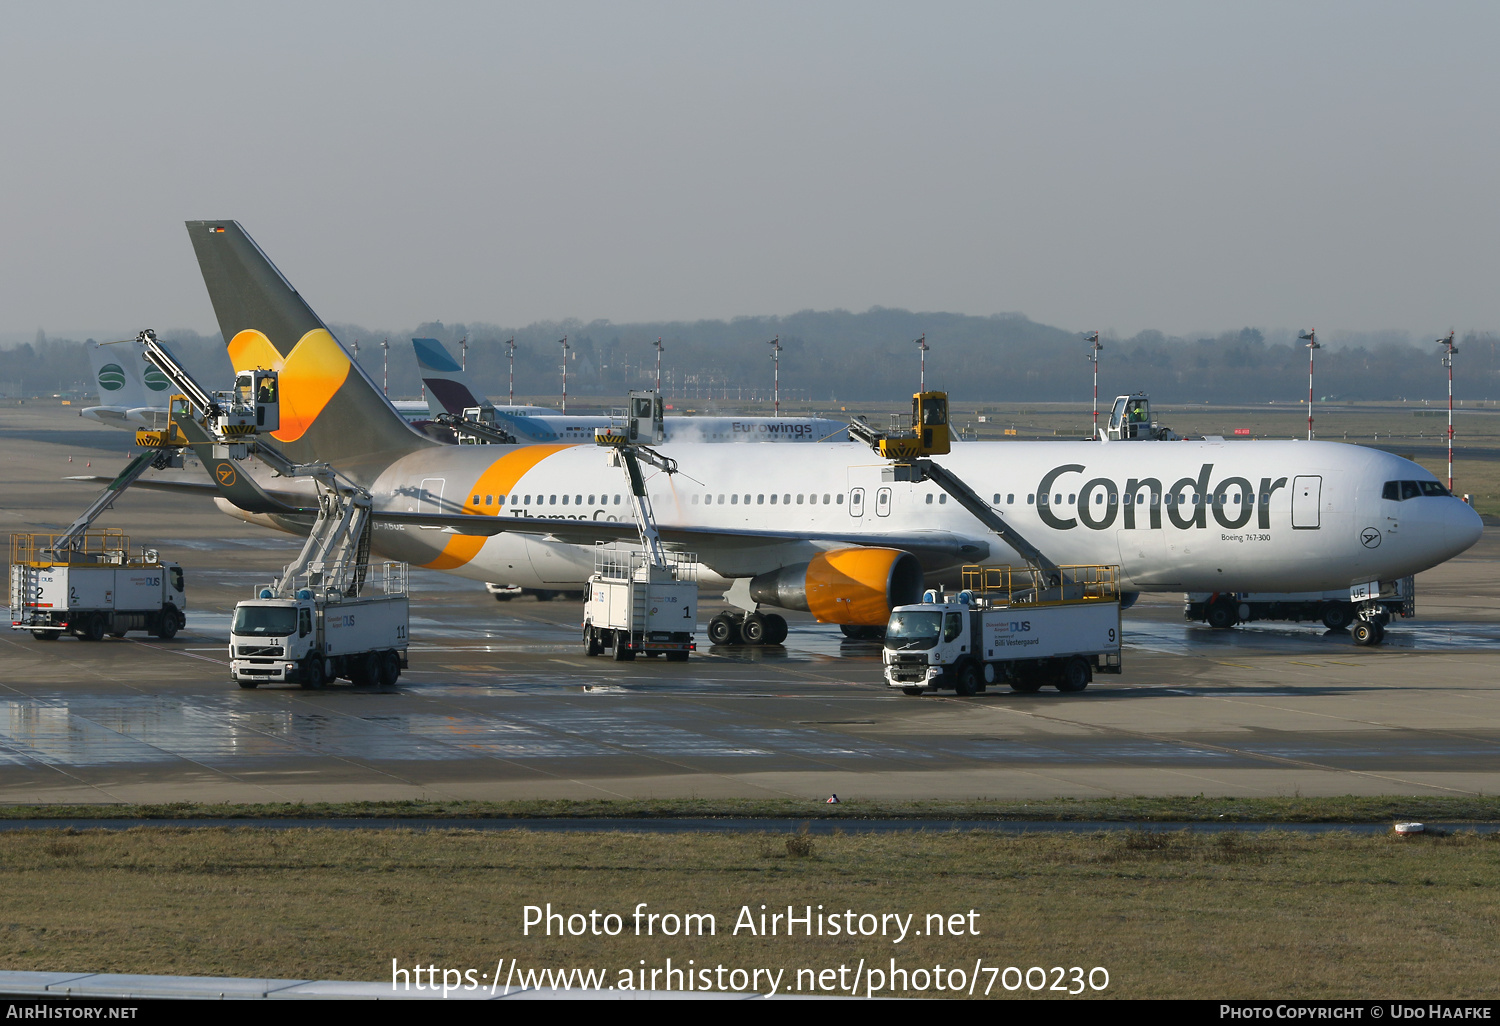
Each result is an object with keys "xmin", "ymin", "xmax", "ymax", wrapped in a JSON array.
[{"xmin": 172, "ymin": 221, "xmax": 1482, "ymax": 644}]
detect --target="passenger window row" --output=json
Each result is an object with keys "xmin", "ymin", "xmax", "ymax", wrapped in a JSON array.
[
  {"xmin": 469, "ymin": 494, "xmax": 627, "ymax": 508},
  {"xmin": 690, "ymin": 493, "xmax": 844, "ymax": 506}
]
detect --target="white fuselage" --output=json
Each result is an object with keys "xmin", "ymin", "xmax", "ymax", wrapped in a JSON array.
[
  {"xmin": 491, "ymin": 411, "xmax": 850, "ymax": 445},
  {"xmin": 332, "ymin": 437, "xmax": 1481, "ymax": 596}
]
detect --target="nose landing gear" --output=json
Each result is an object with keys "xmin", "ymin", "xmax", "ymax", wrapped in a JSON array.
[{"xmin": 1351, "ymin": 604, "xmax": 1390, "ymax": 646}]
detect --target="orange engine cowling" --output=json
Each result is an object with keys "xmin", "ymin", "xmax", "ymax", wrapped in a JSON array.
[{"xmin": 747, "ymin": 548, "xmax": 925, "ymax": 626}]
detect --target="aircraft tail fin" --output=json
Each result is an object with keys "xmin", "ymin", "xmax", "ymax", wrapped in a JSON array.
[
  {"xmin": 411, "ymin": 337, "xmax": 486, "ymax": 416},
  {"xmin": 184, "ymin": 221, "xmax": 434, "ymax": 469},
  {"xmin": 86, "ymin": 341, "xmax": 145, "ymax": 409}
]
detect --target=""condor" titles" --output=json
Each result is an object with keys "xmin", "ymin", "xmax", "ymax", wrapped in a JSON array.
[{"xmin": 1035, "ymin": 464, "xmax": 1288, "ymax": 532}]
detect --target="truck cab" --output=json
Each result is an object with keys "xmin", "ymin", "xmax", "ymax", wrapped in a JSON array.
[
  {"xmin": 1104, "ymin": 394, "xmax": 1177, "ymax": 441},
  {"xmin": 884, "ymin": 600, "xmax": 974, "ymax": 690},
  {"xmin": 230, "ymin": 597, "xmax": 316, "ymax": 684},
  {"xmin": 459, "ymin": 404, "xmax": 497, "ymax": 444}
]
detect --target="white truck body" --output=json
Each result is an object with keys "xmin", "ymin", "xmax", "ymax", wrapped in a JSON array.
[
  {"xmin": 230, "ymin": 565, "xmax": 410, "ymax": 688},
  {"xmin": 974, "ymin": 601, "xmax": 1121, "ymax": 662},
  {"xmin": 1186, "ymin": 574, "xmax": 1414, "ymax": 630},
  {"xmin": 582, "ymin": 552, "xmax": 697, "ymax": 660},
  {"xmin": 10, "ymin": 561, "xmax": 186, "ymax": 639},
  {"xmin": 884, "ymin": 566, "xmax": 1123, "ymax": 695}
]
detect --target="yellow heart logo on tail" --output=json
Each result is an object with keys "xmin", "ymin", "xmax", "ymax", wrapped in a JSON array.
[{"xmin": 226, "ymin": 328, "xmax": 351, "ymax": 443}]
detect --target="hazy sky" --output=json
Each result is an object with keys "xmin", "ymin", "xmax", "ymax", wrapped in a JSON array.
[{"xmin": 4, "ymin": 1, "xmax": 1497, "ymax": 341}]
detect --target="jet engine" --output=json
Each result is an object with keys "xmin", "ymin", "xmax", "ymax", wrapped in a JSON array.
[{"xmin": 748, "ymin": 548, "xmax": 925, "ymax": 626}]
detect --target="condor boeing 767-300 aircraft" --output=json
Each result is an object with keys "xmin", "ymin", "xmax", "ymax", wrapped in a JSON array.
[{"xmin": 150, "ymin": 221, "xmax": 1482, "ymax": 638}]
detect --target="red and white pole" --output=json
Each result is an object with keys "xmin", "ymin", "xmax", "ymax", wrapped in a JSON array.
[
  {"xmin": 655, "ymin": 338, "xmax": 663, "ymax": 395},
  {"xmin": 558, "ymin": 336, "xmax": 570, "ymax": 413},
  {"xmin": 768, "ymin": 336, "xmax": 782, "ymax": 415},
  {"xmin": 914, "ymin": 334, "xmax": 928, "ymax": 393},
  {"xmin": 1084, "ymin": 332, "xmax": 1101, "ymax": 437},
  {"xmin": 505, "ymin": 337, "xmax": 516, "ymax": 406},
  {"xmin": 1439, "ymin": 331, "xmax": 1457, "ymax": 491},
  {"xmin": 1299, "ymin": 329, "xmax": 1319, "ymax": 440}
]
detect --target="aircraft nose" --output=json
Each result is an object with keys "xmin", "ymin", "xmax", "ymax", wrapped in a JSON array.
[{"xmin": 1448, "ymin": 499, "xmax": 1484, "ymax": 555}]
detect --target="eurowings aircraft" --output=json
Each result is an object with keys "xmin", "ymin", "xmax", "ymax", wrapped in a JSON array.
[
  {"xmin": 81, "ymin": 341, "xmax": 171, "ymax": 430},
  {"xmin": 170, "ymin": 221, "xmax": 1482, "ymax": 634},
  {"xmin": 411, "ymin": 336, "xmax": 851, "ymax": 444}
]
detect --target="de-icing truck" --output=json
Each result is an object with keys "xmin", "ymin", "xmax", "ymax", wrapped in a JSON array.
[
  {"xmin": 882, "ymin": 565, "xmax": 1123, "ymax": 695},
  {"xmin": 230, "ymin": 563, "xmax": 409, "ymax": 689}
]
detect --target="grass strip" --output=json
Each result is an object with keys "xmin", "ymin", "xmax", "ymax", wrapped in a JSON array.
[
  {"xmin": 0, "ymin": 795, "xmax": 1496, "ymax": 823},
  {"xmin": 1, "ymin": 826, "xmax": 1496, "ymax": 998}
]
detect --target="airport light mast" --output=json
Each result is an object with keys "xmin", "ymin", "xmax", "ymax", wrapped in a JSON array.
[
  {"xmin": 1439, "ymin": 330, "xmax": 1457, "ymax": 491},
  {"xmin": 457, "ymin": 334, "xmax": 469, "ymax": 372},
  {"xmin": 505, "ymin": 337, "xmax": 517, "ymax": 406},
  {"xmin": 380, "ymin": 338, "xmax": 389, "ymax": 396},
  {"xmin": 1299, "ymin": 328, "xmax": 1319, "ymax": 440},
  {"xmin": 654, "ymin": 337, "xmax": 664, "ymax": 395},
  {"xmin": 1084, "ymin": 331, "xmax": 1101, "ymax": 438},
  {"xmin": 558, "ymin": 336, "xmax": 570, "ymax": 413},
  {"xmin": 767, "ymin": 335, "xmax": 782, "ymax": 415},
  {"xmin": 914, "ymin": 334, "xmax": 929, "ymax": 392}
]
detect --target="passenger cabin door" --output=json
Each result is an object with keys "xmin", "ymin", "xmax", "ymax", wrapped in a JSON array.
[
  {"xmin": 1291, "ymin": 475, "xmax": 1322, "ymax": 529},
  {"xmin": 419, "ymin": 477, "xmax": 445, "ymax": 530}
]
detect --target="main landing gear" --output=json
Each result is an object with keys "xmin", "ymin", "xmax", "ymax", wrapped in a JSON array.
[{"xmin": 707, "ymin": 611, "xmax": 789, "ymax": 647}]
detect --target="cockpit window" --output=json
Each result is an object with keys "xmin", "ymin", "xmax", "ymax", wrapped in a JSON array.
[{"xmin": 1383, "ymin": 480, "xmax": 1451, "ymax": 501}]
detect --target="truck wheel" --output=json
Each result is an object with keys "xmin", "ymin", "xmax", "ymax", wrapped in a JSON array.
[
  {"xmin": 31, "ymin": 631, "xmax": 57, "ymax": 642},
  {"xmin": 1206, "ymin": 602, "xmax": 1237, "ymax": 629},
  {"xmin": 237, "ymin": 679, "xmax": 259, "ymax": 690},
  {"xmin": 1321, "ymin": 603, "xmax": 1353, "ymax": 631},
  {"xmin": 299, "ymin": 655, "xmax": 326, "ymax": 690},
  {"xmin": 953, "ymin": 661, "xmax": 980, "ymax": 696},
  {"xmin": 1057, "ymin": 656, "xmax": 1091, "ymax": 693},
  {"xmin": 349, "ymin": 653, "xmax": 377, "ymax": 686},
  {"xmin": 901, "ymin": 687, "xmax": 925, "ymax": 697},
  {"xmin": 763, "ymin": 614, "xmax": 788, "ymax": 645},
  {"xmin": 707, "ymin": 614, "xmax": 739, "ymax": 646},
  {"xmin": 584, "ymin": 625, "xmax": 602, "ymax": 656},
  {"xmin": 741, "ymin": 614, "xmax": 767, "ymax": 645},
  {"xmin": 612, "ymin": 634, "xmax": 636, "ymax": 661},
  {"xmin": 378, "ymin": 651, "xmax": 402, "ymax": 686},
  {"xmin": 154, "ymin": 614, "xmax": 179, "ymax": 640},
  {"xmin": 1009, "ymin": 672, "xmax": 1043, "ymax": 694},
  {"xmin": 79, "ymin": 616, "xmax": 105, "ymax": 642}
]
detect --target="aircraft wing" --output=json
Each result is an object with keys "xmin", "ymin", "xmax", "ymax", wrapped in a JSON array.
[
  {"xmin": 371, "ymin": 509, "xmax": 989, "ymax": 569},
  {"xmin": 64, "ymin": 474, "xmax": 219, "ymax": 495}
]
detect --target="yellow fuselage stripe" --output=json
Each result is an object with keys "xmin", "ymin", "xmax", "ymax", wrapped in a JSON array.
[{"xmin": 423, "ymin": 445, "xmax": 577, "ymax": 569}]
